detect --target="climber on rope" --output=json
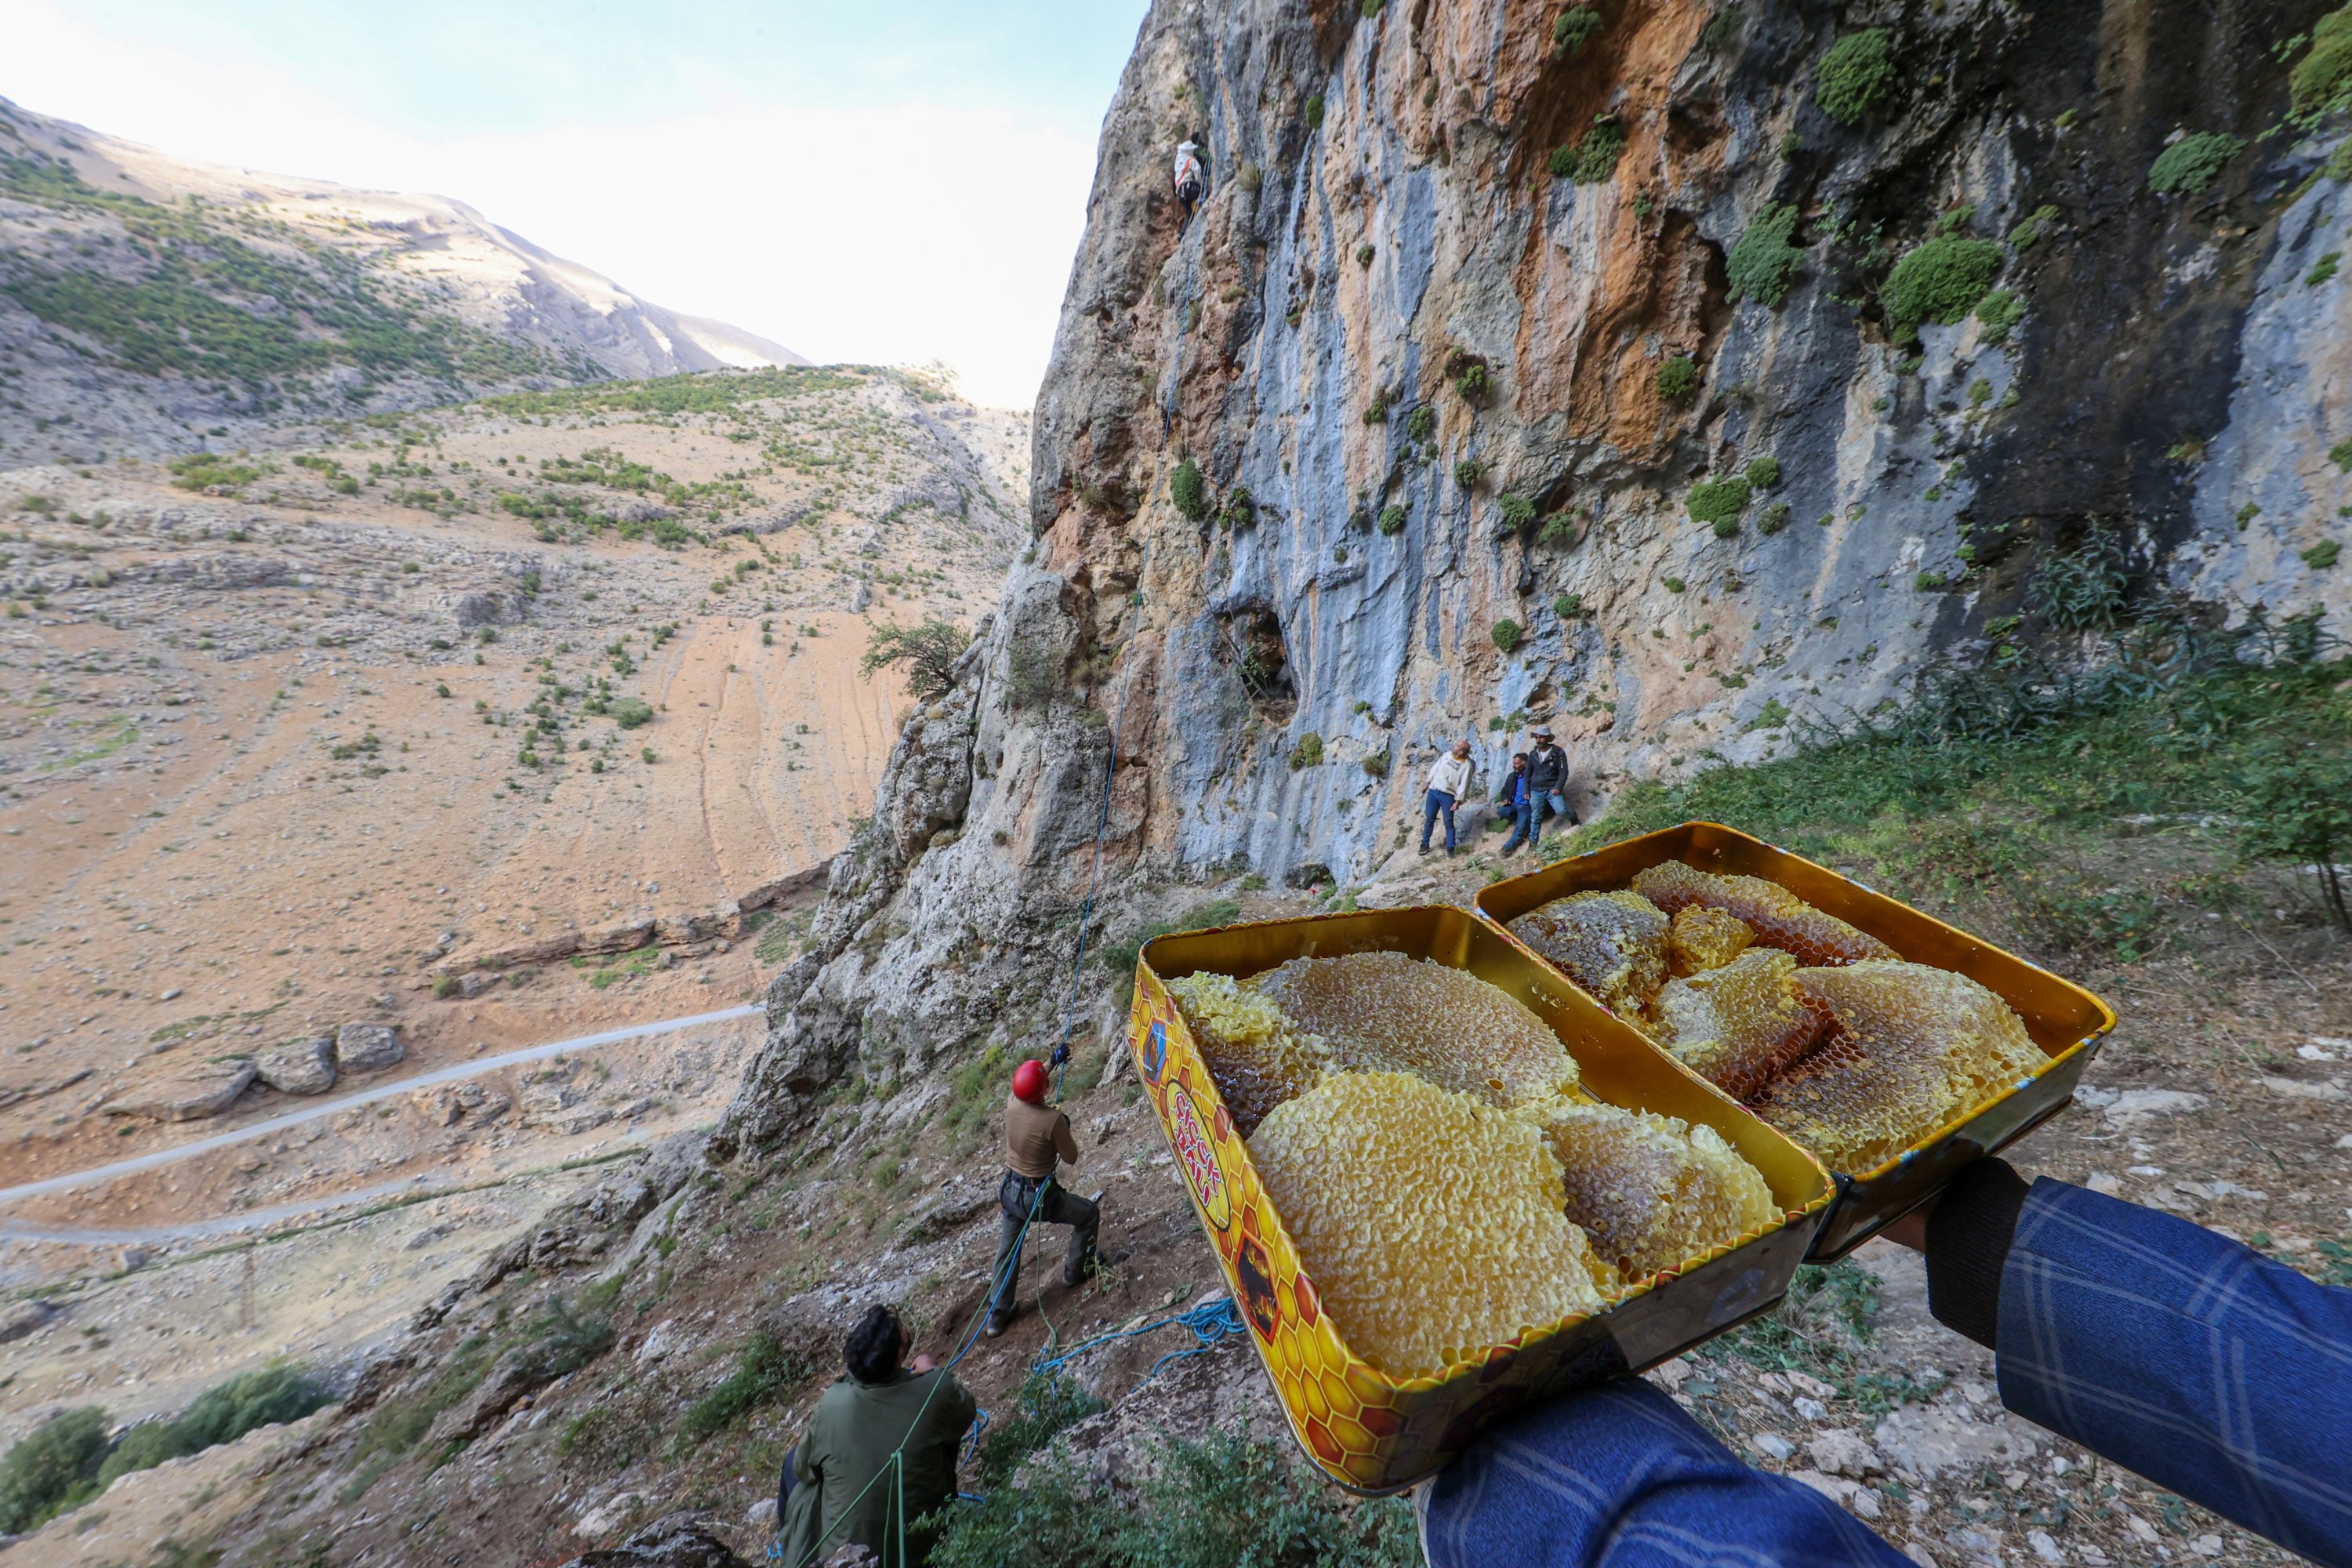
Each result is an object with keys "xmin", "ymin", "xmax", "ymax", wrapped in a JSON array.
[
  {"xmin": 1172, "ymin": 132, "xmax": 1207, "ymax": 231},
  {"xmin": 984, "ymin": 1051, "xmax": 1101, "ymax": 1338},
  {"xmin": 776, "ymin": 1303, "xmax": 977, "ymax": 1568}
]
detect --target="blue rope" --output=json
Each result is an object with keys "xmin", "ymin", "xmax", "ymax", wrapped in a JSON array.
[{"xmin": 1031, "ymin": 1296, "xmax": 1246, "ymax": 1381}]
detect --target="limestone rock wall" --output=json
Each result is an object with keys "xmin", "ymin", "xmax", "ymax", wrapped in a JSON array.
[{"xmin": 720, "ymin": 0, "xmax": 2351, "ymax": 1152}]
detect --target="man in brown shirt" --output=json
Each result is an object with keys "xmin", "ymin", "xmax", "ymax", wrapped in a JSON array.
[{"xmin": 984, "ymin": 1054, "xmax": 1100, "ymax": 1337}]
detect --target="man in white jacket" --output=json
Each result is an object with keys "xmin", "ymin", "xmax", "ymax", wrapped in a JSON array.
[{"xmin": 1420, "ymin": 739, "xmax": 1475, "ymax": 855}]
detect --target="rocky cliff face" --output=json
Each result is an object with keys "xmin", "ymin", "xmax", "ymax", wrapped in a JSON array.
[{"xmin": 720, "ymin": 0, "xmax": 2351, "ymax": 1152}]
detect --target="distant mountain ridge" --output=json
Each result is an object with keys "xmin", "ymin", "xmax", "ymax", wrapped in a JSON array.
[{"xmin": 0, "ymin": 96, "xmax": 805, "ymax": 463}]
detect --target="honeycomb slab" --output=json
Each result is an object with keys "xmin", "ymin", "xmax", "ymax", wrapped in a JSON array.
[
  {"xmin": 1518, "ymin": 1097, "xmax": 1779, "ymax": 1283},
  {"xmin": 1165, "ymin": 971, "xmax": 1328, "ymax": 1136},
  {"xmin": 1748, "ymin": 960, "xmax": 2045, "ymax": 1171},
  {"xmin": 1630, "ymin": 861, "xmax": 1897, "ymax": 967},
  {"xmin": 1650, "ymin": 948, "xmax": 1835, "ymax": 1100},
  {"xmin": 1252, "ymin": 950, "xmax": 1581, "ymax": 1107},
  {"xmin": 1670, "ymin": 905, "xmax": 1755, "ymax": 976},
  {"xmin": 1248, "ymin": 1071, "xmax": 1606, "ymax": 1379},
  {"xmin": 1505, "ymin": 890, "xmax": 1671, "ymax": 1014}
]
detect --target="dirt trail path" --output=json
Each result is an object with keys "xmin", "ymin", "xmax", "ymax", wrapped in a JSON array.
[{"xmin": 0, "ymin": 1003, "xmax": 758, "ymax": 1208}]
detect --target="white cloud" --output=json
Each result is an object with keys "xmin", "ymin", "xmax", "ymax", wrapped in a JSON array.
[{"xmin": 5, "ymin": 2, "xmax": 1096, "ymax": 408}]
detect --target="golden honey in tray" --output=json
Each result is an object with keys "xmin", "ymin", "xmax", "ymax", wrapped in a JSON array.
[
  {"xmin": 1509, "ymin": 860, "xmax": 2043, "ymax": 1173},
  {"xmin": 1167, "ymin": 951, "xmax": 1776, "ymax": 1380}
]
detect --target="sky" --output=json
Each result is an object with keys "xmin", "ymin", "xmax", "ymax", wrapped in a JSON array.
[{"xmin": 3, "ymin": 0, "xmax": 1149, "ymax": 407}]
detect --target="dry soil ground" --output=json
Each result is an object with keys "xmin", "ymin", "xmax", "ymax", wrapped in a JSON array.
[{"xmin": 0, "ymin": 366, "xmax": 1026, "ymax": 1446}]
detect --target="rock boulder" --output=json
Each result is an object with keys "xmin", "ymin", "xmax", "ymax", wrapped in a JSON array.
[
  {"xmin": 335, "ymin": 1022, "xmax": 403, "ymax": 1073},
  {"xmin": 256, "ymin": 1036, "xmax": 336, "ymax": 1094},
  {"xmin": 102, "ymin": 1059, "xmax": 256, "ymax": 1121}
]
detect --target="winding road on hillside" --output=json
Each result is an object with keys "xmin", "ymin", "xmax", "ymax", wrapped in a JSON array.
[{"xmin": 0, "ymin": 1004, "xmax": 762, "ymax": 1235}]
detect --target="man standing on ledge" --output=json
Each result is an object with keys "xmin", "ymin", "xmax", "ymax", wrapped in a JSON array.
[
  {"xmin": 1525, "ymin": 726, "xmax": 1575, "ymax": 849},
  {"xmin": 1421, "ymin": 738, "xmax": 1475, "ymax": 856},
  {"xmin": 984, "ymin": 1051, "xmax": 1100, "ymax": 1337}
]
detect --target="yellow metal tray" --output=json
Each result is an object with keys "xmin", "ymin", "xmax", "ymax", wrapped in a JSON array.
[
  {"xmin": 1474, "ymin": 822, "xmax": 2118, "ymax": 1261},
  {"xmin": 1130, "ymin": 904, "xmax": 1833, "ymax": 1494}
]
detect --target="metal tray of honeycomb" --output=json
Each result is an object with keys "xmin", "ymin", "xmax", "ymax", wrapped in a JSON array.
[
  {"xmin": 1129, "ymin": 904, "xmax": 1834, "ymax": 1494},
  {"xmin": 1474, "ymin": 821, "xmax": 2118, "ymax": 1261}
]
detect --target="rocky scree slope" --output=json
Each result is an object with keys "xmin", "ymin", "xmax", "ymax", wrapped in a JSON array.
[
  {"xmin": 718, "ymin": 0, "xmax": 2352, "ymax": 1156},
  {"xmin": 0, "ymin": 96, "xmax": 804, "ymax": 466}
]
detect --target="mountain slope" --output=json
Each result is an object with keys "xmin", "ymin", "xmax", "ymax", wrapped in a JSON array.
[{"xmin": 0, "ymin": 97, "xmax": 807, "ymax": 465}]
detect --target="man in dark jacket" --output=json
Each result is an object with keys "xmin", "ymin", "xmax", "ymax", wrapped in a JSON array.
[
  {"xmin": 1524, "ymin": 727, "xmax": 1574, "ymax": 848},
  {"xmin": 778, "ymin": 1305, "xmax": 978, "ymax": 1568},
  {"xmin": 1416, "ymin": 1157, "xmax": 2352, "ymax": 1566}
]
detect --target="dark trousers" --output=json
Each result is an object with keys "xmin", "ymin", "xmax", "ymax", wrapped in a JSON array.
[
  {"xmin": 1421, "ymin": 788, "xmax": 1458, "ymax": 852},
  {"xmin": 1501, "ymin": 797, "xmax": 1535, "ymax": 854},
  {"xmin": 988, "ymin": 1173, "xmax": 1099, "ymax": 1322}
]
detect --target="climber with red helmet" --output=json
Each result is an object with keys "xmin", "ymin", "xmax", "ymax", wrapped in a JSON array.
[{"xmin": 984, "ymin": 1043, "xmax": 1101, "ymax": 1338}]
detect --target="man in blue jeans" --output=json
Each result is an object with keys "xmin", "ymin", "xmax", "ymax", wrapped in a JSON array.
[
  {"xmin": 1498, "ymin": 752, "xmax": 1536, "ymax": 855},
  {"xmin": 1524, "ymin": 726, "xmax": 1574, "ymax": 848},
  {"xmin": 1417, "ymin": 1156, "xmax": 2352, "ymax": 1566},
  {"xmin": 1420, "ymin": 739, "xmax": 1475, "ymax": 855}
]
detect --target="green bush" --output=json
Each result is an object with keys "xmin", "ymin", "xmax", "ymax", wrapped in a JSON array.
[
  {"xmin": 2228, "ymin": 723, "xmax": 2352, "ymax": 928},
  {"xmin": 1712, "ymin": 517, "xmax": 1740, "ymax": 539},
  {"xmin": 2147, "ymin": 132, "xmax": 2245, "ymax": 196},
  {"xmin": 1555, "ymin": 592, "xmax": 1586, "ymax": 618},
  {"xmin": 609, "ymin": 697, "xmax": 655, "ymax": 729},
  {"xmin": 2333, "ymin": 439, "xmax": 2352, "ymax": 472},
  {"xmin": 1290, "ymin": 732, "xmax": 1323, "ymax": 769},
  {"xmin": 1883, "ymin": 238, "xmax": 2003, "ymax": 335},
  {"xmin": 1221, "ymin": 485, "xmax": 1258, "ymax": 530},
  {"xmin": 1726, "ymin": 203, "xmax": 1804, "ymax": 307},
  {"xmin": 1758, "ymin": 501, "xmax": 1791, "ymax": 534},
  {"xmin": 678, "ymin": 1334, "xmax": 809, "ymax": 1445},
  {"xmin": 1454, "ymin": 457, "xmax": 1488, "ymax": 488},
  {"xmin": 1405, "ymin": 405, "xmax": 1436, "ymax": 441},
  {"xmin": 976, "ymin": 1371, "xmax": 1105, "ymax": 1486},
  {"xmin": 1553, "ymin": 5, "xmax": 1603, "ymax": 54},
  {"xmin": 1120, "ymin": 1430, "xmax": 1418, "ymax": 1568},
  {"xmin": 1816, "ymin": 30, "xmax": 1896, "ymax": 125},
  {"xmin": 1664, "ymin": 575, "xmax": 1687, "ymax": 593},
  {"xmin": 1454, "ymin": 361, "xmax": 1491, "ymax": 405},
  {"xmin": 2308, "ymin": 252, "xmax": 2343, "ymax": 288},
  {"xmin": 1744, "ymin": 456, "xmax": 1781, "ymax": 489},
  {"xmin": 1654, "ymin": 356, "xmax": 1699, "ymax": 401},
  {"xmin": 929, "ymin": 1462, "xmax": 1118, "ymax": 1568},
  {"xmin": 1687, "ymin": 477, "xmax": 1752, "ymax": 524},
  {"xmin": 1497, "ymin": 493, "xmax": 1537, "ymax": 529},
  {"xmin": 98, "ymin": 1367, "xmax": 328, "ymax": 1488},
  {"xmin": 1377, "ymin": 503, "xmax": 1406, "ymax": 535},
  {"xmin": 2292, "ymin": 5, "xmax": 2352, "ymax": 113},
  {"xmin": 2007, "ymin": 203, "xmax": 2061, "ymax": 250},
  {"xmin": 1492, "ymin": 619, "xmax": 1524, "ymax": 652},
  {"xmin": 1169, "ymin": 459, "xmax": 1210, "ymax": 521},
  {"xmin": 1305, "ymin": 95, "xmax": 1325, "ymax": 130},
  {"xmin": 862, "ymin": 617, "xmax": 972, "ymax": 701},
  {"xmin": 1976, "ymin": 289, "xmax": 2024, "ymax": 346},
  {"xmin": 1700, "ymin": 5, "xmax": 1744, "ymax": 50},
  {"xmin": 1362, "ymin": 751, "xmax": 1391, "ymax": 778},
  {"xmin": 2304, "ymin": 539, "xmax": 2343, "ymax": 569},
  {"xmin": 1548, "ymin": 117, "xmax": 1628, "ymax": 183},
  {"xmin": 2030, "ymin": 525, "xmax": 2129, "ymax": 631},
  {"xmin": 0, "ymin": 1407, "xmax": 110, "ymax": 1533}
]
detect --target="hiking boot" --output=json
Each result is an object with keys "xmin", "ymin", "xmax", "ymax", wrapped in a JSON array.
[{"xmin": 983, "ymin": 1308, "xmax": 1017, "ymax": 1338}]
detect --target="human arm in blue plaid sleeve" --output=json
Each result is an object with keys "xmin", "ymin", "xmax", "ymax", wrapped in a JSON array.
[
  {"xmin": 1417, "ymin": 1377, "xmax": 1914, "ymax": 1568},
  {"xmin": 1924, "ymin": 1161, "xmax": 2352, "ymax": 1566}
]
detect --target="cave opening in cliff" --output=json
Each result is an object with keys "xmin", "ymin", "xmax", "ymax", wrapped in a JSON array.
[{"xmin": 1217, "ymin": 604, "xmax": 1294, "ymax": 714}]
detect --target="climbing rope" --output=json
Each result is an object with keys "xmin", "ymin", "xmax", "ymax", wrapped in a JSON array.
[{"xmin": 1033, "ymin": 1295, "xmax": 1247, "ymax": 1383}]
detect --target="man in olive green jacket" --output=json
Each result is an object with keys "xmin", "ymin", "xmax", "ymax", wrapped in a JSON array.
[{"xmin": 778, "ymin": 1305, "xmax": 978, "ymax": 1568}]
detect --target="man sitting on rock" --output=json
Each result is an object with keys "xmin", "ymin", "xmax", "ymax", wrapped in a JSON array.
[
  {"xmin": 984, "ymin": 1050, "xmax": 1100, "ymax": 1337},
  {"xmin": 777, "ymin": 1304, "xmax": 976, "ymax": 1568}
]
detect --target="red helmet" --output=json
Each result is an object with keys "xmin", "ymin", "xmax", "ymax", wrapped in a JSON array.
[{"xmin": 1012, "ymin": 1058, "xmax": 1049, "ymax": 1104}]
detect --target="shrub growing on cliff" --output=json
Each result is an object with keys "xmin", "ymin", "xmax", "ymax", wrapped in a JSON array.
[
  {"xmin": 1497, "ymin": 493, "xmax": 1537, "ymax": 530},
  {"xmin": 1406, "ymin": 405, "xmax": 1436, "ymax": 441},
  {"xmin": 1744, "ymin": 456, "xmax": 1781, "ymax": 488},
  {"xmin": 2029, "ymin": 524, "xmax": 2129, "ymax": 632},
  {"xmin": 1815, "ymin": 29, "xmax": 1896, "ymax": 125},
  {"xmin": 1654, "ymin": 356, "xmax": 1699, "ymax": 401},
  {"xmin": 1454, "ymin": 457, "xmax": 1488, "ymax": 488},
  {"xmin": 1454, "ymin": 361, "xmax": 1491, "ymax": 405},
  {"xmin": 1553, "ymin": 5, "xmax": 1603, "ymax": 55},
  {"xmin": 1305, "ymin": 95, "xmax": 1325, "ymax": 130},
  {"xmin": 2292, "ymin": 5, "xmax": 2352, "ymax": 113},
  {"xmin": 1377, "ymin": 503, "xmax": 1406, "ymax": 534},
  {"xmin": 2008, "ymin": 203, "xmax": 2062, "ymax": 250},
  {"xmin": 1727, "ymin": 203, "xmax": 1804, "ymax": 307},
  {"xmin": 1758, "ymin": 501, "xmax": 1792, "ymax": 534},
  {"xmin": 1170, "ymin": 458, "xmax": 1210, "ymax": 521},
  {"xmin": 2147, "ymin": 132, "xmax": 2245, "ymax": 195},
  {"xmin": 1548, "ymin": 116, "xmax": 1628, "ymax": 183},
  {"xmin": 1883, "ymin": 238, "xmax": 2003, "ymax": 336},
  {"xmin": 1290, "ymin": 732, "xmax": 1324, "ymax": 769},
  {"xmin": 861, "ymin": 618, "xmax": 971, "ymax": 702},
  {"xmin": 1687, "ymin": 477, "xmax": 1752, "ymax": 524},
  {"xmin": 1976, "ymin": 289, "xmax": 2024, "ymax": 345},
  {"xmin": 1220, "ymin": 485, "xmax": 1257, "ymax": 529},
  {"xmin": 1492, "ymin": 619, "xmax": 1525, "ymax": 652}
]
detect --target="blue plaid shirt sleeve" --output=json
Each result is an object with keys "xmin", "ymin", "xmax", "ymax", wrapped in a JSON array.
[
  {"xmin": 1418, "ymin": 1377, "xmax": 1913, "ymax": 1568},
  {"xmin": 1997, "ymin": 1177, "xmax": 2352, "ymax": 1566}
]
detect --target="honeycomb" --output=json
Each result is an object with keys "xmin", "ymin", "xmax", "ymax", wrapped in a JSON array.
[
  {"xmin": 1517, "ymin": 1097, "xmax": 1779, "ymax": 1283},
  {"xmin": 1506, "ymin": 891, "xmax": 1671, "ymax": 1014},
  {"xmin": 1251, "ymin": 950, "xmax": 1581, "ymax": 1108},
  {"xmin": 1649, "ymin": 948, "xmax": 1835, "ymax": 1100},
  {"xmin": 1748, "ymin": 960, "xmax": 2047, "ymax": 1171},
  {"xmin": 1248, "ymin": 1071, "xmax": 1606, "ymax": 1379},
  {"xmin": 1670, "ymin": 905, "xmax": 1755, "ymax": 976},
  {"xmin": 1165, "ymin": 971, "xmax": 1330, "ymax": 1135},
  {"xmin": 1629, "ymin": 861, "xmax": 1898, "ymax": 967}
]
